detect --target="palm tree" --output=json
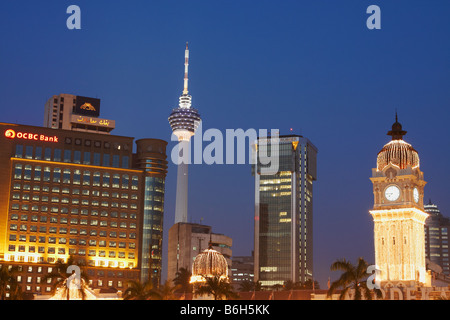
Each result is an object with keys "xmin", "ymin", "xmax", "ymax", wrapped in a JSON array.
[
  {"xmin": 283, "ymin": 280, "xmax": 302, "ymax": 291},
  {"xmin": 238, "ymin": 280, "xmax": 261, "ymax": 292},
  {"xmin": 0, "ymin": 265, "xmax": 21, "ymax": 300},
  {"xmin": 327, "ymin": 257, "xmax": 382, "ymax": 300},
  {"xmin": 173, "ymin": 267, "xmax": 192, "ymax": 294},
  {"xmin": 123, "ymin": 279, "xmax": 162, "ymax": 300},
  {"xmin": 301, "ymin": 279, "xmax": 320, "ymax": 290},
  {"xmin": 195, "ymin": 275, "xmax": 238, "ymax": 300},
  {"xmin": 43, "ymin": 256, "xmax": 90, "ymax": 300},
  {"xmin": 158, "ymin": 280, "xmax": 179, "ymax": 300}
]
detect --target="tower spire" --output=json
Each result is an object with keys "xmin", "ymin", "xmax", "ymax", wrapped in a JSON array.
[
  {"xmin": 178, "ymin": 42, "xmax": 192, "ymax": 108},
  {"xmin": 183, "ymin": 42, "xmax": 189, "ymax": 95}
]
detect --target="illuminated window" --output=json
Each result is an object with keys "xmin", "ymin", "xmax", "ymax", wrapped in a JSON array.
[
  {"xmin": 25, "ymin": 146, "xmax": 33, "ymax": 159},
  {"xmin": 74, "ymin": 151, "xmax": 81, "ymax": 164},
  {"xmin": 83, "ymin": 152, "xmax": 91, "ymax": 165},
  {"xmin": 15, "ymin": 145, "xmax": 23, "ymax": 158},
  {"xmin": 24, "ymin": 165, "xmax": 32, "ymax": 180},
  {"xmin": 83, "ymin": 171, "xmax": 91, "ymax": 186},
  {"xmin": 54, "ymin": 149, "xmax": 61, "ymax": 162},
  {"xmin": 64, "ymin": 150, "xmax": 71, "ymax": 163}
]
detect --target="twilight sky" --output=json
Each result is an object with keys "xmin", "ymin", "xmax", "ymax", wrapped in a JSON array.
[{"xmin": 1, "ymin": 1, "xmax": 450, "ymax": 288}]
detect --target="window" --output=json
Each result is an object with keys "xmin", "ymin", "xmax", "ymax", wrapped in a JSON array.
[
  {"xmin": 93, "ymin": 172, "xmax": 100, "ymax": 187},
  {"xmin": 54, "ymin": 149, "xmax": 61, "ymax": 162},
  {"xmin": 43, "ymin": 167, "xmax": 51, "ymax": 182},
  {"xmin": 64, "ymin": 150, "xmax": 71, "ymax": 162},
  {"xmin": 73, "ymin": 170, "xmax": 81, "ymax": 185},
  {"xmin": 24, "ymin": 165, "xmax": 32, "ymax": 180},
  {"xmin": 83, "ymin": 171, "xmax": 91, "ymax": 186},
  {"xmin": 102, "ymin": 173, "xmax": 110, "ymax": 187},
  {"xmin": 122, "ymin": 156, "xmax": 129, "ymax": 169},
  {"xmin": 44, "ymin": 148, "xmax": 52, "ymax": 161},
  {"xmin": 122, "ymin": 175, "xmax": 129, "ymax": 189},
  {"xmin": 93, "ymin": 153, "xmax": 101, "ymax": 166},
  {"xmin": 25, "ymin": 146, "xmax": 33, "ymax": 159},
  {"xmin": 53, "ymin": 168, "xmax": 61, "ymax": 183},
  {"xmin": 34, "ymin": 166, "xmax": 41, "ymax": 181},
  {"xmin": 15, "ymin": 145, "xmax": 23, "ymax": 158},
  {"xmin": 35, "ymin": 147, "xmax": 42, "ymax": 160},
  {"xmin": 112, "ymin": 174, "xmax": 120, "ymax": 188},
  {"xmin": 14, "ymin": 164, "xmax": 22, "ymax": 179},
  {"xmin": 112, "ymin": 155, "xmax": 120, "ymax": 168},
  {"xmin": 83, "ymin": 152, "xmax": 91, "ymax": 165},
  {"xmin": 74, "ymin": 151, "xmax": 81, "ymax": 164},
  {"xmin": 103, "ymin": 154, "xmax": 110, "ymax": 167}
]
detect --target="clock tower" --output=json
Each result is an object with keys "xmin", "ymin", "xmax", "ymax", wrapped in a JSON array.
[{"xmin": 369, "ymin": 115, "xmax": 430, "ymax": 285}]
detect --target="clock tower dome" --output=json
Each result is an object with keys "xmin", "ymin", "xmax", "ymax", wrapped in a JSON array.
[{"xmin": 369, "ymin": 115, "xmax": 430, "ymax": 285}]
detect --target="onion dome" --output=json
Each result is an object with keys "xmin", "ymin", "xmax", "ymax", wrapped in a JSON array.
[
  {"xmin": 190, "ymin": 246, "xmax": 228, "ymax": 284},
  {"xmin": 377, "ymin": 114, "xmax": 420, "ymax": 171}
]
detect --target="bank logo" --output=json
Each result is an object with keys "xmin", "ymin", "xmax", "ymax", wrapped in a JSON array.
[
  {"xmin": 80, "ymin": 102, "xmax": 96, "ymax": 111},
  {"xmin": 5, "ymin": 129, "xmax": 16, "ymax": 139}
]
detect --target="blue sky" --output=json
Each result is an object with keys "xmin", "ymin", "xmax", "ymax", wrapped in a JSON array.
[{"xmin": 1, "ymin": 0, "xmax": 450, "ymax": 287}]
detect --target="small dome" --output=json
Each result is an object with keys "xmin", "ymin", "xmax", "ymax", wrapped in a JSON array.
[
  {"xmin": 190, "ymin": 247, "xmax": 228, "ymax": 283},
  {"xmin": 377, "ymin": 114, "xmax": 420, "ymax": 171},
  {"xmin": 377, "ymin": 139, "xmax": 420, "ymax": 171}
]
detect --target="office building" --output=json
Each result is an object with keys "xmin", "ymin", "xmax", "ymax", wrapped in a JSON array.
[
  {"xmin": 253, "ymin": 134, "xmax": 318, "ymax": 287},
  {"xmin": 230, "ymin": 255, "xmax": 254, "ymax": 290},
  {"xmin": 0, "ymin": 98, "xmax": 168, "ymax": 296},
  {"xmin": 44, "ymin": 94, "xmax": 115, "ymax": 134},
  {"xmin": 424, "ymin": 200, "xmax": 450, "ymax": 275}
]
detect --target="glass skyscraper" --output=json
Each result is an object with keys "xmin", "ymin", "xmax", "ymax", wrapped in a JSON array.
[{"xmin": 253, "ymin": 134, "xmax": 317, "ymax": 287}]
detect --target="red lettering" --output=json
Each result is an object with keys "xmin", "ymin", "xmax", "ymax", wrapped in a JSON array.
[{"xmin": 6, "ymin": 130, "xmax": 58, "ymax": 143}]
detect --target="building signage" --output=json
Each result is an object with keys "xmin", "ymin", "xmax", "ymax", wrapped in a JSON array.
[
  {"xmin": 4, "ymin": 129, "xmax": 59, "ymax": 142},
  {"xmin": 74, "ymin": 96, "xmax": 101, "ymax": 117},
  {"xmin": 74, "ymin": 115, "xmax": 112, "ymax": 127}
]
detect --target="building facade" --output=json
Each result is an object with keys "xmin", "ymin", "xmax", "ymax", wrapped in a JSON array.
[
  {"xmin": 44, "ymin": 94, "xmax": 115, "ymax": 134},
  {"xmin": 167, "ymin": 223, "xmax": 232, "ymax": 283},
  {"xmin": 253, "ymin": 134, "xmax": 318, "ymax": 287},
  {"xmin": 230, "ymin": 255, "xmax": 254, "ymax": 290},
  {"xmin": 0, "ymin": 121, "xmax": 167, "ymax": 297},
  {"xmin": 369, "ymin": 116, "xmax": 430, "ymax": 285},
  {"xmin": 424, "ymin": 200, "xmax": 450, "ymax": 276}
]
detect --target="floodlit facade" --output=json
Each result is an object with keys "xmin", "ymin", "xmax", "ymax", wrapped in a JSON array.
[
  {"xmin": 369, "ymin": 115, "xmax": 430, "ymax": 285},
  {"xmin": 0, "ymin": 98, "xmax": 168, "ymax": 296},
  {"xmin": 253, "ymin": 134, "xmax": 317, "ymax": 287}
]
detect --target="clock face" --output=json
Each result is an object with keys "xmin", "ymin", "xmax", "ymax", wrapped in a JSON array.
[
  {"xmin": 385, "ymin": 185, "xmax": 400, "ymax": 202},
  {"xmin": 413, "ymin": 188, "xmax": 419, "ymax": 203}
]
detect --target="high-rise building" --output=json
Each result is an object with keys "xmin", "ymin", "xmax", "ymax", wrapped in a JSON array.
[
  {"xmin": 168, "ymin": 43, "xmax": 201, "ymax": 224},
  {"xmin": 0, "ymin": 96, "xmax": 168, "ymax": 297},
  {"xmin": 253, "ymin": 134, "xmax": 318, "ymax": 287},
  {"xmin": 424, "ymin": 200, "xmax": 450, "ymax": 276},
  {"xmin": 167, "ymin": 223, "xmax": 232, "ymax": 283},
  {"xmin": 369, "ymin": 115, "xmax": 430, "ymax": 285},
  {"xmin": 44, "ymin": 94, "xmax": 115, "ymax": 134},
  {"xmin": 230, "ymin": 255, "xmax": 254, "ymax": 290}
]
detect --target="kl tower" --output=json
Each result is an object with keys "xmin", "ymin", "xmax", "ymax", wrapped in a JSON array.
[{"xmin": 169, "ymin": 42, "xmax": 201, "ymax": 224}]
